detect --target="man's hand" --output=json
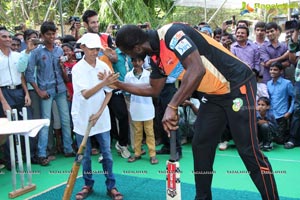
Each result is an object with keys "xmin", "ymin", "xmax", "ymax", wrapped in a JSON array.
[
  {"xmin": 25, "ymin": 39, "xmax": 39, "ymax": 54},
  {"xmin": 162, "ymin": 107, "xmax": 179, "ymax": 136},
  {"xmin": 284, "ymin": 112, "xmax": 291, "ymax": 119},
  {"xmin": 181, "ymin": 99, "xmax": 192, "ymax": 107},
  {"xmin": 103, "ymin": 47, "xmax": 117, "ymax": 63},
  {"xmin": 98, "ymin": 70, "xmax": 119, "ymax": 88},
  {"xmin": 1, "ymin": 101, "xmax": 11, "ymax": 116},
  {"xmin": 24, "ymin": 93, "xmax": 31, "ymax": 106},
  {"xmin": 37, "ymin": 89, "xmax": 50, "ymax": 99},
  {"xmin": 291, "ymin": 29, "xmax": 299, "ymax": 43}
]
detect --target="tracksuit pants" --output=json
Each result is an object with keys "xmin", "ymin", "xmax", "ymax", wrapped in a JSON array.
[{"xmin": 192, "ymin": 76, "xmax": 279, "ymax": 200}]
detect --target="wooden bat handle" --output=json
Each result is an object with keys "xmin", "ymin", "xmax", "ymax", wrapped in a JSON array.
[{"xmin": 62, "ymin": 122, "xmax": 93, "ymax": 200}]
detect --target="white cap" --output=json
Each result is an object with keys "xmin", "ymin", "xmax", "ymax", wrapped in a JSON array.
[{"xmin": 77, "ymin": 33, "xmax": 102, "ymax": 48}]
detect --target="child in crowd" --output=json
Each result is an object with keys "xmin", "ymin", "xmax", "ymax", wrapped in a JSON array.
[
  {"xmin": 178, "ymin": 97, "xmax": 200, "ymax": 145},
  {"xmin": 254, "ymin": 70, "xmax": 269, "ymax": 101},
  {"xmin": 125, "ymin": 55, "xmax": 158, "ymax": 164},
  {"xmin": 256, "ymin": 97, "xmax": 278, "ymax": 151},
  {"xmin": 60, "ymin": 43, "xmax": 78, "ymax": 150},
  {"xmin": 71, "ymin": 33, "xmax": 123, "ymax": 200},
  {"xmin": 60, "ymin": 43, "xmax": 77, "ymax": 104},
  {"xmin": 267, "ymin": 62, "xmax": 294, "ymax": 144}
]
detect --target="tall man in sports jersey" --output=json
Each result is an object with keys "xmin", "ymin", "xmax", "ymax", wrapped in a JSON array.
[{"xmin": 108, "ymin": 23, "xmax": 279, "ymax": 200}]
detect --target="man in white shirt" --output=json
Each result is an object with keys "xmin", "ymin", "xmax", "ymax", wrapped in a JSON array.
[{"xmin": 0, "ymin": 26, "xmax": 31, "ymax": 170}]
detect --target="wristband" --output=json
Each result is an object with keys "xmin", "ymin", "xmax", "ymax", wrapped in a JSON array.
[{"xmin": 167, "ymin": 104, "xmax": 178, "ymax": 110}]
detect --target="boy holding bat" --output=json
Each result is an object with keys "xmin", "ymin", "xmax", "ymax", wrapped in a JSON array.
[{"xmin": 71, "ymin": 33, "xmax": 123, "ymax": 200}]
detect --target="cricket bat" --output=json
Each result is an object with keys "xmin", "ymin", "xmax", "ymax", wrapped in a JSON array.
[
  {"xmin": 166, "ymin": 130, "xmax": 181, "ymax": 200},
  {"xmin": 62, "ymin": 121, "xmax": 93, "ymax": 200}
]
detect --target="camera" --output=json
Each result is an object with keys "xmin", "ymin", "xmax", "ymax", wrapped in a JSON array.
[
  {"xmin": 225, "ymin": 20, "xmax": 233, "ymax": 25},
  {"xmin": 31, "ymin": 38, "xmax": 44, "ymax": 45},
  {"xmin": 14, "ymin": 25, "xmax": 23, "ymax": 31},
  {"xmin": 68, "ymin": 16, "xmax": 80, "ymax": 23},
  {"xmin": 225, "ymin": 16, "xmax": 236, "ymax": 26},
  {"xmin": 139, "ymin": 24, "xmax": 148, "ymax": 29},
  {"xmin": 111, "ymin": 24, "xmax": 121, "ymax": 30},
  {"xmin": 60, "ymin": 55, "xmax": 68, "ymax": 63},
  {"xmin": 285, "ymin": 20, "xmax": 300, "ymax": 30}
]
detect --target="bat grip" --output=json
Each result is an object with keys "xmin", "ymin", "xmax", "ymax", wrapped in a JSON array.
[{"xmin": 169, "ymin": 130, "xmax": 177, "ymax": 162}]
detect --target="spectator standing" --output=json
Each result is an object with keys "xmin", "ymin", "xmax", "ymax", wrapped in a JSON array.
[
  {"xmin": 109, "ymin": 47, "xmax": 132, "ymax": 158},
  {"xmin": 125, "ymin": 55, "xmax": 158, "ymax": 164},
  {"xmin": 231, "ymin": 26, "xmax": 261, "ymax": 73},
  {"xmin": 260, "ymin": 22, "xmax": 289, "ymax": 83},
  {"xmin": 267, "ymin": 62, "xmax": 294, "ymax": 144},
  {"xmin": 11, "ymin": 37, "xmax": 21, "ymax": 52},
  {"xmin": 285, "ymin": 30, "xmax": 300, "ymax": 149},
  {"xmin": 253, "ymin": 21, "xmax": 268, "ymax": 76},
  {"xmin": 220, "ymin": 32, "xmax": 234, "ymax": 51},
  {"xmin": 0, "ymin": 26, "xmax": 31, "ymax": 170},
  {"xmin": 17, "ymin": 29, "xmax": 41, "ymax": 163},
  {"xmin": 25, "ymin": 21, "xmax": 75, "ymax": 166}
]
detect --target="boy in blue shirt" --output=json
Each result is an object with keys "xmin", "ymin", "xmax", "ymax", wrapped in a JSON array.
[{"xmin": 267, "ymin": 62, "xmax": 294, "ymax": 144}]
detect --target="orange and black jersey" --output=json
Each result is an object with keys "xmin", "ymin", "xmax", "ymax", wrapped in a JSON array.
[
  {"xmin": 99, "ymin": 33, "xmax": 114, "ymax": 49},
  {"xmin": 149, "ymin": 23, "xmax": 254, "ymax": 95}
]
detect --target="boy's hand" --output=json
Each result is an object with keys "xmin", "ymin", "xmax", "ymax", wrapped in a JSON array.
[
  {"xmin": 89, "ymin": 113, "xmax": 100, "ymax": 127},
  {"xmin": 101, "ymin": 71, "xmax": 119, "ymax": 85},
  {"xmin": 257, "ymin": 119, "xmax": 267, "ymax": 125}
]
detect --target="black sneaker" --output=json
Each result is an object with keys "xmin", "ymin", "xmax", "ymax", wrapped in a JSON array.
[
  {"xmin": 31, "ymin": 156, "xmax": 39, "ymax": 164},
  {"xmin": 284, "ymin": 141, "xmax": 295, "ymax": 149},
  {"xmin": 156, "ymin": 147, "xmax": 170, "ymax": 155}
]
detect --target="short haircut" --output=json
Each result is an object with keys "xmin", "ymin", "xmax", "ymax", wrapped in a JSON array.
[
  {"xmin": 12, "ymin": 36, "xmax": 21, "ymax": 43},
  {"xmin": 40, "ymin": 21, "xmax": 57, "ymax": 34},
  {"xmin": 23, "ymin": 29, "xmax": 38, "ymax": 41},
  {"xmin": 237, "ymin": 20, "xmax": 249, "ymax": 27},
  {"xmin": 82, "ymin": 10, "xmax": 98, "ymax": 24},
  {"xmin": 198, "ymin": 21, "xmax": 208, "ymax": 26},
  {"xmin": 270, "ymin": 61, "xmax": 283, "ymax": 70},
  {"xmin": 254, "ymin": 21, "xmax": 266, "ymax": 30},
  {"xmin": 0, "ymin": 26, "xmax": 7, "ymax": 32},
  {"xmin": 115, "ymin": 25, "xmax": 148, "ymax": 51},
  {"xmin": 131, "ymin": 54, "xmax": 145, "ymax": 61},
  {"xmin": 266, "ymin": 22, "xmax": 279, "ymax": 30},
  {"xmin": 235, "ymin": 26, "xmax": 249, "ymax": 36},
  {"xmin": 62, "ymin": 35, "xmax": 76, "ymax": 43},
  {"xmin": 213, "ymin": 28, "xmax": 222, "ymax": 36},
  {"xmin": 62, "ymin": 43, "xmax": 74, "ymax": 51},
  {"xmin": 257, "ymin": 96, "xmax": 270, "ymax": 105},
  {"xmin": 14, "ymin": 32, "xmax": 24, "ymax": 37}
]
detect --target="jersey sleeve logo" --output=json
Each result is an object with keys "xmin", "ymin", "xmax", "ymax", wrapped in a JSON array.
[
  {"xmin": 174, "ymin": 38, "xmax": 192, "ymax": 55},
  {"xmin": 169, "ymin": 30, "xmax": 185, "ymax": 49}
]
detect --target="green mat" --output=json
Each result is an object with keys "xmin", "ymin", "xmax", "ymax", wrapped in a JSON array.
[{"xmin": 27, "ymin": 173, "xmax": 298, "ymax": 200}]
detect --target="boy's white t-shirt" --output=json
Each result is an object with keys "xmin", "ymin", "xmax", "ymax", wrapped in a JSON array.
[
  {"xmin": 125, "ymin": 69, "xmax": 155, "ymax": 121},
  {"xmin": 71, "ymin": 57, "xmax": 113, "ymax": 136}
]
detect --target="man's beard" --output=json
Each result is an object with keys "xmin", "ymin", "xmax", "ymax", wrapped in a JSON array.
[{"xmin": 88, "ymin": 27, "xmax": 98, "ymax": 33}]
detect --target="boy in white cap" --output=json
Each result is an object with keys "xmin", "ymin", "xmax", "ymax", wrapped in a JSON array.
[{"xmin": 71, "ymin": 33, "xmax": 123, "ymax": 200}]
